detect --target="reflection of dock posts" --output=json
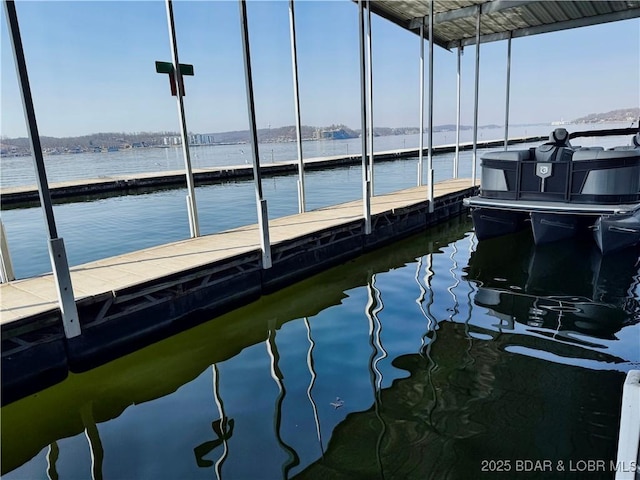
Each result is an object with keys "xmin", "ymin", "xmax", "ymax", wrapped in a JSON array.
[
  {"xmin": 3, "ymin": 0, "xmax": 80, "ymax": 338},
  {"xmin": 80, "ymin": 403, "xmax": 104, "ymax": 480},
  {"xmin": 427, "ymin": 0, "xmax": 434, "ymax": 213},
  {"xmin": 415, "ymin": 253, "xmax": 439, "ymax": 423},
  {"xmin": 366, "ymin": 273, "xmax": 387, "ymax": 393},
  {"xmin": 462, "ymin": 234, "xmax": 478, "ymax": 349},
  {"xmin": 454, "ymin": 44, "xmax": 462, "ymax": 178},
  {"xmin": 212, "ymin": 364, "xmax": 230, "ymax": 478},
  {"xmin": 358, "ymin": 0, "xmax": 372, "ymax": 235},
  {"xmin": 164, "ymin": 0, "xmax": 200, "ymax": 238},
  {"xmin": 366, "ymin": 273, "xmax": 387, "ymax": 477},
  {"xmin": 447, "ymin": 242, "xmax": 460, "ymax": 322},
  {"xmin": 46, "ymin": 442, "xmax": 60, "ymax": 480},
  {"xmin": 288, "ymin": 0, "xmax": 306, "ymax": 214},
  {"xmin": 193, "ymin": 364, "xmax": 233, "ymax": 474},
  {"xmin": 416, "ymin": 253, "xmax": 438, "ymax": 354},
  {"xmin": 471, "ymin": 5, "xmax": 481, "ymax": 186},
  {"xmin": 303, "ymin": 317, "xmax": 324, "ymax": 456},
  {"xmin": 266, "ymin": 322, "xmax": 300, "ymax": 477},
  {"xmin": 239, "ymin": 0, "xmax": 272, "ymax": 268},
  {"xmin": 0, "ymin": 220, "xmax": 15, "ymax": 282}
]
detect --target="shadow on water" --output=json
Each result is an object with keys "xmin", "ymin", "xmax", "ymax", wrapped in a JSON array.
[
  {"xmin": 295, "ymin": 321, "xmax": 628, "ymax": 480},
  {"xmin": 295, "ymin": 234, "xmax": 638, "ymax": 480},
  {"xmin": 1, "ymin": 216, "xmax": 472, "ymax": 475},
  {"xmin": 2, "ymin": 217, "xmax": 638, "ymax": 479}
]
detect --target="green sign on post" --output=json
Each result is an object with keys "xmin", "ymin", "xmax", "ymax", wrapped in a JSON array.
[
  {"xmin": 155, "ymin": 61, "xmax": 173, "ymax": 74},
  {"xmin": 155, "ymin": 61, "xmax": 194, "ymax": 96}
]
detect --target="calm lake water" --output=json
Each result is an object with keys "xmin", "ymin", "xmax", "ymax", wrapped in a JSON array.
[
  {"xmin": 2, "ymin": 217, "xmax": 639, "ymax": 479},
  {"xmin": 1, "ymin": 123, "xmax": 639, "ymax": 478},
  {"xmin": 1, "ymin": 123, "xmax": 635, "ymax": 279}
]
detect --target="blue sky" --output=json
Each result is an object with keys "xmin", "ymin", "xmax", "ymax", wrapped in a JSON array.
[{"xmin": 1, "ymin": 1, "xmax": 638, "ymax": 138}]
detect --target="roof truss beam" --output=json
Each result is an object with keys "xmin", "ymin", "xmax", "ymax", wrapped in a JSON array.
[
  {"xmin": 408, "ymin": 0, "xmax": 537, "ymax": 29},
  {"xmin": 448, "ymin": 6, "xmax": 640, "ymax": 48}
]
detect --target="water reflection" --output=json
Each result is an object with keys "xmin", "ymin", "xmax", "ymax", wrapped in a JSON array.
[
  {"xmin": 2, "ymin": 216, "xmax": 637, "ymax": 479},
  {"xmin": 302, "ymin": 318, "xmax": 323, "ymax": 458},
  {"xmin": 465, "ymin": 232, "xmax": 640, "ymax": 348},
  {"xmin": 266, "ymin": 323, "xmax": 300, "ymax": 478},
  {"xmin": 366, "ymin": 274, "xmax": 387, "ymax": 478},
  {"xmin": 193, "ymin": 365, "xmax": 233, "ymax": 475}
]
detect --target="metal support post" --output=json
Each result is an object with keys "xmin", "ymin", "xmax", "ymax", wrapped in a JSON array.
[
  {"xmin": 418, "ymin": 18, "xmax": 425, "ymax": 186},
  {"xmin": 0, "ymin": 220, "xmax": 15, "ymax": 283},
  {"xmin": 472, "ymin": 6, "xmax": 481, "ymax": 186},
  {"xmin": 427, "ymin": 0, "xmax": 434, "ymax": 212},
  {"xmin": 239, "ymin": 0, "xmax": 272, "ymax": 268},
  {"xmin": 358, "ymin": 0, "xmax": 372, "ymax": 234},
  {"xmin": 3, "ymin": 0, "xmax": 80, "ymax": 338},
  {"xmin": 165, "ymin": 0, "xmax": 200, "ymax": 237},
  {"xmin": 504, "ymin": 33, "xmax": 512, "ymax": 150},
  {"xmin": 289, "ymin": 0, "xmax": 306, "ymax": 213},
  {"xmin": 454, "ymin": 45, "xmax": 462, "ymax": 178},
  {"xmin": 367, "ymin": 0, "xmax": 374, "ymax": 196}
]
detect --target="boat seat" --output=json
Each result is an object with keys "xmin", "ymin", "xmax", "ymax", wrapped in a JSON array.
[
  {"xmin": 534, "ymin": 128, "xmax": 573, "ymax": 162},
  {"xmin": 609, "ymin": 133, "xmax": 640, "ymax": 151},
  {"xmin": 481, "ymin": 150, "xmax": 530, "ymax": 162},
  {"xmin": 573, "ymin": 149, "xmax": 640, "ymax": 161},
  {"xmin": 576, "ymin": 146, "xmax": 604, "ymax": 151}
]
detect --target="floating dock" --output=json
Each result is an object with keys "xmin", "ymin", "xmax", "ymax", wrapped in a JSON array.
[
  {"xmin": 0, "ymin": 138, "xmax": 544, "ymax": 208},
  {"xmin": 1, "ymin": 178, "xmax": 476, "ymax": 404}
]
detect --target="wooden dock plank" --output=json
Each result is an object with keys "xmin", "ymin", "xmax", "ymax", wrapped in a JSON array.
[{"xmin": 0, "ymin": 179, "xmax": 473, "ymax": 326}]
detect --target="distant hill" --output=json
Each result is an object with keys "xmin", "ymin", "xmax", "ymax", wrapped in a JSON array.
[
  {"xmin": 1, "ymin": 123, "xmax": 501, "ymax": 157},
  {"xmin": 573, "ymin": 108, "xmax": 639, "ymax": 124}
]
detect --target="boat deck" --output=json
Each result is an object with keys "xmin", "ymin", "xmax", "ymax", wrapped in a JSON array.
[{"xmin": 464, "ymin": 196, "xmax": 640, "ymax": 215}]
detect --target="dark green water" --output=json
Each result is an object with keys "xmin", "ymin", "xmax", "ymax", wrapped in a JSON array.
[{"xmin": 2, "ymin": 216, "xmax": 638, "ymax": 479}]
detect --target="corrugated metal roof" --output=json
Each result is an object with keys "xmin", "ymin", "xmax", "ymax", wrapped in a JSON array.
[{"xmin": 365, "ymin": 1, "xmax": 640, "ymax": 49}]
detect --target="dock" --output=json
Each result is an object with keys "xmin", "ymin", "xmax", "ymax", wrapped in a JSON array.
[
  {"xmin": 1, "ymin": 178, "xmax": 476, "ymax": 404},
  {"xmin": 0, "ymin": 138, "xmax": 544, "ymax": 208}
]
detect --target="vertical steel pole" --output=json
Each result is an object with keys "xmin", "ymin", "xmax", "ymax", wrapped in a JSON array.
[
  {"xmin": 3, "ymin": 0, "xmax": 80, "ymax": 338},
  {"xmin": 454, "ymin": 45, "xmax": 461, "ymax": 178},
  {"xmin": 427, "ymin": 0, "xmax": 434, "ymax": 212},
  {"xmin": 358, "ymin": 0, "xmax": 372, "ymax": 234},
  {"xmin": 472, "ymin": 6, "xmax": 481, "ymax": 186},
  {"xmin": 366, "ymin": 0, "xmax": 374, "ymax": 196},
  {"xmin": 165, "ymin": 0, "xmax": 200, "ymax": 237},
  {"xmin": 0, "ymin": 220, "xmax": 15, "ymax": 283},
  {"xmin": 239, "ymin": 0, "xmax": 272, "ymax": 268},
  {"xmin": 504, "ymin": 33, "xmax": 512, "ymax": 151},
  {"xmin": 418, "ymin": 18, "xmax": 425, "ymax": 186},
  {"xmin": 289, "ymin": 0, "xmax": 306, "ymax": 213}
]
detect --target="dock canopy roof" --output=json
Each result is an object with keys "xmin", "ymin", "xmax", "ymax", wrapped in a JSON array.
[{"xmin": 365, "ymin": 0, "xmax": 640, "ymax": 49}]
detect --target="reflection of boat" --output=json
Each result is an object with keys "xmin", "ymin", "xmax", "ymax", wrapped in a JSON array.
[
  {"xmin": 463, "ymin": 128, "xmax": 640, "ymax": 254},
  {"xmin": 464, "ymin": 233, "xmax": 640, "ymax": 343}
]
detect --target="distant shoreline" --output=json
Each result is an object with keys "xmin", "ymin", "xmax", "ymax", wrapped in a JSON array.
[{"xmin": 1, "ymin": 114, "xmax": 637, "ymax": 158}]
